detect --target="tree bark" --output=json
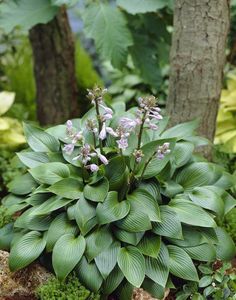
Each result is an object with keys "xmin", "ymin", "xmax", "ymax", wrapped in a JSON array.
[
  {"xmin": 29, "ymin": 7, "xmax": 79, "ymax": 126},
  {"xmin": 166, "ymin": 0, "xmax": 230, "ymax": 143}
]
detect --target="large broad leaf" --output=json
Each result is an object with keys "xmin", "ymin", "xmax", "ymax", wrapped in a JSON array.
[
  {"xmin": 113, "ymin": 227, "xmax": 144, "ymax": 246},
  {"xmin": 189, "ymin": 186, "xmax": 224, "ymax": 217},
  {"xmin": 168, "ymin": 245, "xmax": 199, "ymax": 282},
  {"xmin": 117, "ymin": 0, "xmax": 167, "ymax": 14},
  {"xmin": 142, "ymin": 278, "xmax": 165, "ymax": 300},
  {"xmin": 17, "ymin": 151, "xmax": 49, "ymax": 168},
  {"xmin": 52, "ymin": 233, "xmax": 86, "ymax": 280},
  {"xmin": 223, "ymin": 191, "xmax": 236, "ymax": 215},
  {"xmin": 152, "ymin": 205, "xmax": 183, "ymax": 239},
  {"xmin": 117, "ymin": 246, "xmax": 145, "ymax": 287},
  {"xmin": 74, "ymin": 197, "xmax": 97, "ymax": 235},
  {"xmin": 23, "ymin": 123, "xmax": 60, "ymax": 152},
  {"xmin": 137, "ymin": 233, "xmax": 161, "ymax": 258},
  {"xmin": 96, "ymin": 192, "xmax": 130, "ymax": 225},
  {"xmin": 139, "ymin": 181, "xmax": 161, "ymax": 203},
  {"xmin": 145, "ymin": 242, "xmax": 169, "ymax": 287},
  {"xmin": 51, "ymin": 0, "xmax": 79, "ymax": 6},
  {"xmin": 46, "ymin": 213, "xmax": 77, "ymax": 251},
  {"xmin": 0, "ymin": 223, "xmax": 14, "ymax": 251},
  {"xmin": 83, "ymin": 178, "xmax": 109, "ymax": 202},
  {"xmin": 95, "ymin": 241, "xmax": 120, "ymax": 279},
  {"xmin": 183, "ymin": 243, "xmax": 216, "ymax": 262},
  {"xmin": 214, "ymin": 171, "xmax": 235, "ymax": 190},
  {"xmin": 161, "ymin": 120, "xmax": 199, "ymax": 140},
  {"xmin": 9, "ymin": 231, "xmax": 46, "ymax": 271},
  {"xmin": 169, "ymin": 198, "xmax": 216, "ymax": 228},
  {"xmin": 102, "ymin": 265, "xmax": 124, "ymax": 295},
  {"xmin": 29, "ymin": 162, "xmax": 70, "ymax": 185},
  {"xmin": 76, "ymin": 256, "xmax": 103, "ymax": 292},
  {"xmin": 2, "ymin": 194, "xmax": 29, "ymax": 214},
  {"xmin": 85, "ymin": 226, "xmax": 113, "ymax": 262},
  {"xmin": 0, "ymin": 0, "xmax": 58, "ymax": 33},
  {"xmin": 83, "ymin": 2, "xmax": 133, "ymax": 69},
  {"xmin": 25, "ymin": 193, "xmax": 51, "ymax": 206},
  {"xmin": 215, "ymin": 227, "xmax": 235, "ymax": 261},
  {"xmin": 7, "ymin": 173, "xmax": 38, "ymax": 195},
  {"xmin": 172, "ymin": 142, "xmax": 194, "ymax": 168},
  {"xmin": 48, "ymin": 178, "xmax": 83, "ymax": 199}
]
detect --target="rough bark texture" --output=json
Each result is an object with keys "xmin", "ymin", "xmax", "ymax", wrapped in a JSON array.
[
  {"xmin": 29, "ymin": 7, "xmax": 79, "ymax": 126},
  {"xmin": 167, "ymin": 0, "xmax": 230, "ymax": 143}
]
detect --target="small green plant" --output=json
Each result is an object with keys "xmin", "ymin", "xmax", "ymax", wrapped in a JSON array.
[
  {"xmin": 223, "ymin": 208, "xmax": 236, "ymax": 244},
  {"xmin": 1, "ymin": 88, "xmax": 235, "ymax": 298},
  {"xmin": 0, "ymin": 205, "xmax": 13, "ymax": 228},
  {"xmin": 36, "ymin": 273, "xmax": 100, "ymax": 300}
]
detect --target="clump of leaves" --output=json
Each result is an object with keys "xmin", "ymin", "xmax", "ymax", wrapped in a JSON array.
[
  {"xmin": 0, "ymin": 206, "xmax": 13, "ymax": 228},
  {"xmin": 1, "ymin": 88, "xmax": 235, "ymax": 299},
  {"xmin": 223, "ymin": 208, "xmax": 236, "ymax": 244},
  {"xmin": 36, "ymin": 273, "xmax": 100, "ymax": 300}
]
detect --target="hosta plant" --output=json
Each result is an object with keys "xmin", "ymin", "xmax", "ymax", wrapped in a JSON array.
[{"xmin": 0, "ymin": 87, "xmax": 236, "ymax": 299}]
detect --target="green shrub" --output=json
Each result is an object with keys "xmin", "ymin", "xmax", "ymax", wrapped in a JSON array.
[
  {"xmin": 0, "ymin": 205, "xmax": 13, "ymax": 228},
  {"xmin": 224, "ymin": 208, "xmax": 236, "ymax": 244},
  {"xmin": 36, "ymin": 273, "xmax": 100, "ymax": 300},
  {"xmin": 1, "ymin": 88, "xmax": 235, "ymax": 298}
]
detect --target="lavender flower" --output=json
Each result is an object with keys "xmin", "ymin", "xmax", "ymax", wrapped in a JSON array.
[
  {"xmin": 87, "ymin": 164, "xmax": 99, "ymax": 172},
  {"xmin": 157, "ymin": 142, "xmax": 171, "ymax": 159},
  {"xmin": 66, "ymin": 120, "xmax": 74, "ymax": 137},
  {"xmin": 63, "ymin": 143, "xmax": 74, "ymax": 155},
  {"xmin": 73, "ymin": 144, "xmax": 92, "ymax": 164},
  {"xmin": 106, "ymin": 127, "xmax": 118, "ymax": 137},
  {"xmin": 99, "ymin": 123, "xmax": 107, "ymax": 140},
  {"xmin": 119, "ymin": 117, "xmax": 137, "ymax": 131},
  {"xmin": 98, "ymin": 154, "xmax": 108, "ymax": 165},
  {"xmin": 117, "ymin": 138, "xmax": 129, "ymax": 150},
  {"xmin": 86, "ymin": 119, "xmax": 98, "ymax": 134},
  {"xmin": 87, "ymin": 86, "xmax": 107, "ymax": 105},
  {"xmin": 133, "ymin": 149, "xmax": 144, "ymax": 163}
]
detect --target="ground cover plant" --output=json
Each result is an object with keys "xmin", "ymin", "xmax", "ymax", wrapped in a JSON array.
[{"xmin": 0, "ymin": 87, "xmax": 235, "ymax": 299}]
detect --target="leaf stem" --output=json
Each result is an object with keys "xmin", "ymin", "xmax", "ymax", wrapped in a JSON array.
[
  {"xmin": 137, "ymin": 111, "xmax": 147, "ymax": 150},
  {"xmin": 95, "ymin": 98, "xmax": 104, "ymax": 154}
]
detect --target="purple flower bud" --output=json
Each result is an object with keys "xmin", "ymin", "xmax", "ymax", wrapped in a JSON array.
[
  {"xmin": 117, "ymin": 138, "xmax": 128, "ymax": 150},
  {"xmin": 66, "ymin": 120, "xmax": 73, "ymax": 128},
  {"xmin": 88, "ymin": 164, "xmax": 99, "ymax": 172},
  {"xmin": 156, "ymin": 142, "xmax": 171, "ymax": 159},
  {"xmin": 119, "ymin": 117, "xmax": 137, "ymax": 131},
  {"xmin": 99, "ymin": 123, "xmax": 107, "ymax": 140},
  {"xmin": 103, "ymin": 113, "xmax": 113, "ymax": 120},
  {"xmin": 98, "ymin": 154, "xmax": 108, "ymax": 165},
  {"xmin": 63, "ymin": 143, "xmax": 74, "ymax": 155},
  {"xmin": 106, "ymin": 127, "xmax": 118, "ymax": 137},
  {"xmin": 99, "ymin": 104, "xmax": 113, "ymax": 115},
  {"xmin": 149, "ymin": 123, "xmax": 159, "ymax": 130}
]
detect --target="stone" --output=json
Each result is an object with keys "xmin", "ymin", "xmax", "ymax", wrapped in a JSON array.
[{"xmin": 132, "ymin": 288, "xmax": 170, "ymax": 300}]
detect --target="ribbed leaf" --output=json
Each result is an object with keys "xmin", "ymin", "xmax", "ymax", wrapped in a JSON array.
[
  {"xmin": 222, "ymin": 191, "xmax": 236, "ymax": 215},
  {"xmin": 117, "ymin": 0, "xmax": 166, "ymax": 14},
  {"xmin": 168, "ymin": 245, "xmax": 199, "ymax": 281},
  {"xmin": 102, "ymin": 264, "xmax": 124, "ymax": 295},
  {"xmin": 152, "ymin": 206, "xmax": 183, "ymax": 239},
  {"xmin": 161, "ymin": 120, "xmax": 198, "ymax": 140},
  {"xmin": 214, "ymin": 172, "xmax": 235, "ymax": 190},
  {"xmin": 183, "ymin": 243, "xmax": 216, "ymax": 262},
  {"xmin": 74, "ymin": 197, "xmax": 97, "ymax": 235},
  {"xmin": 95, "ymin": 241, "xmax": 120, "ymax": 279},
  {"xmin": 33, "ymin": 195, "xmax": 74, "ymax": 215},
  {"xmin": 0, "ymin": 223, "xmax": 14, "ymax": 250},
  {"xmin": 23, "ymin": 123, "xmax": 60, "ymax": 152},
  {"xmin": 215, "ymin": 227, "xmax": 235, "ymax": 261},
  {"xmin": 52, "ymin": 233, "xmax": 85, "ymax": 280},
  {"xmin": 172, "ymin": 142, "xmax": 194, "ymax": 167},
  {"xmin": 189, "ymin": 186, "xmax": 224, "ymax": 217},
  {"xmin": 137, "ymin": 232, "xmax": 161, "ymax": 258},
  {"xmin": 142, "ymin": 278, "xmax": 165, "ymax": 299},
  {"xmin": 145, "ymin": 242, "xmax": 169, "ymax": 287},
  {"xmin": 2, "ymin": 194, "xmax": 29, "ymax": 214},
  {"xmin": 169, "ymin": 198, "xmax": 216, "ymax": 228},
  {"xmin": 139, "ymin": 181, "xmax": 161, "ymax": 203},
  {"xmin": 105, "ymin": 156, "xmax": 129, "ymax": 190},
  {"xmin": 113, "ymin": 227, "xmax": 144, "ymax": 246},
  {"xmin": 85, "ymin": 226, "xmax": 113, "ymax": 262},
  {"xmin": 48, "ymin": 178, "xmax": 83, "ymax": 199},
  {"xmin": 76, "ymin": 256, "xmax": 103, "ymax": 292},
  {"xmin": 7, "ymin": 173, "xmax": 37, "ymax": 195},
  {"xmin": 25, "ymin": 193, "xmax": 51, "ymax": 206},
  {"xmin": 162, "ymin": 180, "xmax": 184, "ymax": 198},
  {"xmin": 29, "ymin": 162, "xmax": 70, "ymax": 185},
  {"xmin": 46, "ymin": 213, "xmax": 77, "ymax": 251},
  {"xmin": 117, "ymin": 246, "xmax": 145, "ymax": 287},
  {"xmin": 17, "ymin": 151, "xmax": 49, "ymax": 168},
  {"xmin": 9, "ymin": 231, "xmax": 46, "ymax": 271},
  {"xmin": 167, "ymin": 226, "xmax": 205, "ymax": 247},
  {"xmin": 83, "ymin": 178, "xmax": 109, "ymax": 202},
  {"xmin": 96, "ymin": 192, "xmax": 130, "ymax": 225}
]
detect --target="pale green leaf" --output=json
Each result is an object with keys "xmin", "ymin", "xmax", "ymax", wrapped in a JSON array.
[
  {"xmin": 83, "ymin": 178, "xmax": 109, "ymax": 202},
  {"xmin": 215, "ymin": 227, "xmax": 236, "ymax": 261},
  {"xmin": 7, "ymin": 173, "xmax": 38, "ymax": 195},
  {"xmin": 102, "ymin": 264, "xmax": 124, "ymax": 295},
  {"xmin": 117, "ymin": 0, "xmax": 167, "ymax": 14},
  {"xmin": 17, "ymin": 151, "xmax": 49, "ymax": 168},
  {"xmin": 137, "ymin": 233, "xmax": 161, "ymax": 258},
  {"xmin": 113, "ymin": 227, "xmax": 144, "ymax": 246},
  {"xmin": 48, "ymin": 178, "xmax": 83, "ymax": 199},
  {"xmin": 0, "ymin": 91, "xmax": 15, "ymax": 115}
]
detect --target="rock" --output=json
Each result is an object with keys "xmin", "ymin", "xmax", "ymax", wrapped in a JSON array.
[
  {"xmin": 0, "ymin": 250, "xmax": 52, "ymax": 300},
  {"xmin": 132, "ymin": 288, "xmax": 170, "ymax": 300}
]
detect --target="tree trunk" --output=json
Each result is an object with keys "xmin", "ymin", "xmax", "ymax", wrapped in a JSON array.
[
  {"xmin": 29, "ymin": 7, "xmax": 79, "ymax": 126},
  {"xmin": 166, "ymin": 0, "xmax": 230, "ymax": 143}
]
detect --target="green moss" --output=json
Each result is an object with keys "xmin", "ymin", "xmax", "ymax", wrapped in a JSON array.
[
  {"xmin": 224, "ymin": 208, "xmax": 236, "ymax": 244},
  {"xmin": 36, "ymin": 273, "xmax": 101, "ymax": 300},
  {"xmin": 0, "ymin": 205, "xmax": 13, "ymax": 228}
]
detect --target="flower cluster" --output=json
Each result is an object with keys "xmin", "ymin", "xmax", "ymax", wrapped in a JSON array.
[
  {"xmin": 156, "ymin": 142, "xmax": 171, "ymax": 159},
  {"xmin": 63, "ymin": 120, "xmax": 83, "ymax": 155}
]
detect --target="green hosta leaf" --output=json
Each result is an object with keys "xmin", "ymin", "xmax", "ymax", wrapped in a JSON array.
[
  {"xmin": 118, "ymin": 281, "xmax": 134, "ymax": 300},
  {"xmin": 168, "ymin": 226, "xmax": 205, "ymax": 247},
  {"xmin": 83, "ymin": 3, "xmax": 133, "ymax": 69},
  {"xmin": 102, "ymin": 265, "xmax": 124, "ymax": 295},
  {"xmin": 175, "ymin": 162, "xmax": 220, "ymax": 190},
  {"xmin": 162, "ymin": 181, "xmax": 184, "ymax": 198},
  {"xmin": 46, "ymin": 213, "xmax": 77, "ymax": 251},
  {"xmin": 128, "ymin": 189, "xmax": 161, "ymax": 222},
  {"xmin": 14, "ymin": 207, "xmax": 52, "ymax": 231},
  {"xmin": 74, "ymin": 197, "xmax": 97, "ymax": 235},
  {"xmin": 183, "ymin": 243, "xmax": 216, "ymax": 262},
  {"xmin": 215, "ymin": 227, "xmax": 235, "ymax": 261},
  {"xmin": 117, "ymin": 0, "xmax": 167, "ymax": 14},
  {"xmin": 223, "ymin": 191, "xmax": 236, "ymax": 215},
  {"xmin": 145, "ymin": 242, "xmax": 169, "ymax": 287},
  {"xmin": 137, "ymin": 233, "xmax": 161, "ymax": 258},
  {"xmin": 199, "ymin": 275, "xmax": 212, "ymax": 288},
  {"xmin": 17, "ymin": 151, "xmax": 49, "ymax": 168},
  {"xmin": 152, "ymin": 206, "xmax": 183, "ymax": 239},
  {"xmin": 117, "ymin": 246, "xmax": 145, "ymax": 287},
  {"xmin": 142, "ymin": 278, "xmax": 165, "ymax": 300},
  {"xmin": 139, "ymin": 181, "xmax": 161, "ymax": 203},
  {"xmin": 9, "ymin": 231, "xmax": 46, "ymax": 271},
  {"xmin": 169, "ymin": 198, "xmax": 216, "ymax": 227},
  {"xmin": 168, "ymin": 245, "xmax": 199, "ymax": 282},
  {"xmin": 25, "ymin": 193, "xmax": 51, "ymax": 206},
  {"xmin": 172, "ymin": 142, "xmax": 194, "ymax": 167},
  {"xmin": 76, "ymin": 256, "xmax": 103, "ymax": 292},
  {"xmin": 214, "ymin": 172, "xmax": 235, "ymax": 190},
  {"xmin": 2, "ymin": 194, "xmax": 29, "ymax": 214},
  {"xmin": 51, "ymin": 0, "xmax": 79, "ymax": 6},
  {"xmin": 189, "ymin": 186, "xmax": 224, "ymax": 217},
  {"xmin": 7, "ymin": 173, "xmax": 37, "ymax": 195},
  {"xmin": 113, "ymin": 227, "xmax": 144, "ymax": 246},
  {"xmin": 29, "ymin": 162, "xmax": 70, "ymax": 185},
  {"xmin": 0, "ymin": 0, "xmax": 58, "ymax": 33},
  {"xmin": 48, "ymin": 178, "xmax": 83, "ymax": 199},
  {"xmin": 0, "ymin": 223, "xmax": 14, "ymax": 251},
  {"xmin": 83, "ymin": 178, "xmax": 109, "ymax": 202},
  {"xmin": 96, "ymin": 192, "xmax": 130, "ymax": 225},
  {"xmin": 161, "ymin": 120, "xmax": 199, "ymax": 140},
  {"xmin": 95, "ymin": 241, "xmax": 120, "ymax": 279},
  {"xmin": 33, "ymin": 195, "xmax": 74, "ymax": 215},
  {"xmin": 52, "ymin": 233, "xmax": 86, "ymax": 280},
  {"xmin": 23, "ymin": 123, "xmax": 60, "ymax": 152},
  {"xmin": 85, "ymin": 226, "xmax": 113, "ymax": 262}
]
